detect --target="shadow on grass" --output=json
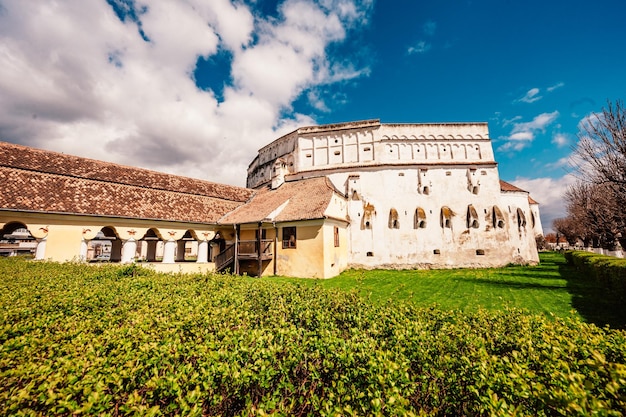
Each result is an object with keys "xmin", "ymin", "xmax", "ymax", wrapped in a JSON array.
[
  {"xmin": 452, "ymin": 276, "xmax": 566, "ymax": 290},
  {"xmin": 555, "ymin": 253, "xmax": 626, "ymax": 330}
]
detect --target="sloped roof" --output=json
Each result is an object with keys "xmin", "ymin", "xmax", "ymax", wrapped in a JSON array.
[
  {"xmin": 219, "ymin": 176, "xmax": 346, "ymax": 224},
  {"xmin": 0, "ymin": 141, "xmax": 253, "ymax": 202},
  {"xmin": 500, "ymin": 180, "xmax": 540, "ymax": 205},
  {"xmin": 0, "ymin": 141, "xmax": 253, "ymax": 223},
  {"xmin": 499, "ymin": 180, "xmax": 527, "ymax": 192}
]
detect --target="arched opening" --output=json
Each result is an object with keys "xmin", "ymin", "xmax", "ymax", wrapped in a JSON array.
[
  {"xmin": 361, "ymin": 203, "xmax": 375, "ymax": 230},
  {"xmin": 388, "ymin": 208, "xmax": 400, "ymax": 229},
  {"xmin": 177, "ymin": 230, "xmax": 198, "ymax": 262},
  {"xmin": 139, "ymin": 228, "xmax": 163, "ymax": 262},
  {"xmin": 467, "ymin": 205, "xmax": 479, "ymax": 229},
  {"xmin": 441, "ymin": 206, "xmax": 453, "ymax": 229},
  {"xmin": 0, "ymin": 222, "xmax": 36, "ymax": 257},
  {"xmin": 88, "ymin": 227, "xmax": 120, "ymax": 262},
  {"xmin": 517, "ymin": 208, "xmax": 527, "ymax": 229},
  {"xmin": 493, "ymin": 206, "xmax": 505, "ymax": 229},
  {"xmin": 414, "ymin": 207, "xmax": 427, "ymax": 229}
]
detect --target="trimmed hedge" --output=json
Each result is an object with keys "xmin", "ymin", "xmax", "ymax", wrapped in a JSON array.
[
  {"xmin": 564, "ymin": 250, "xmax": 626, "ymax": 300},
  {"xmin": 1, "ymin": 257, "xmax": 626, "ymax": 416}
]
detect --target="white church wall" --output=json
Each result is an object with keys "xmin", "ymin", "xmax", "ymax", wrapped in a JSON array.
[{"xmin": 246, "ymin": 120, "xmax": 542, "ymax": 270}]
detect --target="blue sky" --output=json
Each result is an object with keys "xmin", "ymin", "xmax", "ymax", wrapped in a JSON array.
[{"xmin": 0, "ymin": 0, "xmax": 625, "ymax": 231}]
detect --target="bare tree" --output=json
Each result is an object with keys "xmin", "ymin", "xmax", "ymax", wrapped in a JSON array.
[
  {"xmin": 573, "ymin": 100, "xmax": 626, "ymax": 192},
  {"xmin": 562, "ymin": 180, "xmax": 624, "ymax": 249},
  {"xmin": 570, "ymin": 100, "xmax": 626, "ymax": 249}
]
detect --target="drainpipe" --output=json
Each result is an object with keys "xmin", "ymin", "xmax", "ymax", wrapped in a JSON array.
[
  {"xmin": 273, "ymin": 222, "xmax": 278, "ymax": 276},
  {"xmin": 257, "ymin": 222, "xmax": 262, "ymax": 278},
  {"xmin": 234, "ymin": 224, "xmax": 239, "ymax": 275}
]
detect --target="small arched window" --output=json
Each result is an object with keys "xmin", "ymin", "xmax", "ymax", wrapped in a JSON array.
[
  {"xmin": 362, "ymin": 203, "xmax": 375, "ymax": 230},
  {"xmin": 388, "ymin": 208, "xmax": 400, "ymax": 229},
  {"xmin": 414, "ymin": 207, "xmax": 427, "ymax": 229},
  {"xmin": 441, "ymin": 206, "xmax": 453, "ymax": 229},
  {"xmin": 467, "ymin": 205, "xmax": 479, "ymax": 229},
  {"xmin": 493, "ymin": 206, "xmax": 505, "ymax": 229},
  {"xmin": 517, "ymin": 208, "xmax": 527, "ymax": 228}
]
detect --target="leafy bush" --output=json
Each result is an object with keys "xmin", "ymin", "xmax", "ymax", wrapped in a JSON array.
[
  {"xmin": 565, "ymin": 250, "xmax": 626, "ymax": 300},
  {"xmin": 1, "ymin": 257, "xmax": 625, "ymax": 416}
]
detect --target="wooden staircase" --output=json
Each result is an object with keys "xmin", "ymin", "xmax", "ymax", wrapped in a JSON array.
[{"xmin": 215, "ymin": 240, "xmax": 273, "ymax": 275}]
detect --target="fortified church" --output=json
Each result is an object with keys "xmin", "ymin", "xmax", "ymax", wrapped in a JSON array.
[{"xmin": 0, "ymin": 119, "xmax": 543, "ymax": 278}]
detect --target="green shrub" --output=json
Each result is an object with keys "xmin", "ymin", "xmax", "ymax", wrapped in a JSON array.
[
  {"xmin": 565, "ymin": 251, "xmax": 626, "ymax": 300},
  {"xmin": 1, "ymin": 257, "xmax": 625, "ymax": 416}
]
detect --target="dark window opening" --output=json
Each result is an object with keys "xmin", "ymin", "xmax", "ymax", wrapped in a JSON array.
[
  {"xmin": 389, "ymin": 208, "xmax": 400, "ymax": 229},
  {"xmin": 517, "ymin": 208, "xmax": 527, "ymax": 228},
  {"xmin": 282, "ymin": 227, "xmax": 297, "ymax": 249},
  {"xmin": 467, "ymin": 205, "xmax": 479, "ymax": 229},
  {"xmin": 433, "ymin": 249, "xmax": 441, "ymax": 255},
  {"xmin": 334, "ymin": 226, "xmax": 339, "ymax": 247},
  {"xmin": 493, "ymin": 206, "xmax": 505, "ymax": 229},
  {"xmin": 441, "ymin": 207, "xmax": 453, "ymax": 229},
  {"xmin": 476, "ymin": 249, "xmax": 485, "ymax": 255},
  {"xmin": 366, "ymin": 251, "xmax": 374, "ymax": 257},
  {"xmin": 414, "ymin": 207, "xmax": 427, "ymax": 229}
]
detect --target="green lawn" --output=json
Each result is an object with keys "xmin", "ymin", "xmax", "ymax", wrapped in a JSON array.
[{"xmin": 264, "ymin": 251, "xmax": 626, "ymax": 329}]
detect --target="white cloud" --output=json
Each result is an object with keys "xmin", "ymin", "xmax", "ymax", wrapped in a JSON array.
[
  {"xmin": 545, "ymin": 156, "xmax": 571, "ymax": 171},
  {"xmin": 0, "ymin": 0, "xmax": 373, "ymax": 186},
  {"xmin": 547, "ymin": 82, "xmax": 565, "ymax": 92},
  {"xmin": 511, "ymin": 174, "xmax": 576, "ymax": 234},
  {"xmin": 407, "ymin": 40, "xmax": 431, "ymax": 55},
  {"xmin": 517, "ymin": 87, "xmax": 542, "ymax": 103},
  {"xmin": 498, "ymin": 111, "xmax": 560, "ymax": 152},
  {"xmin": 551, "ymin": 132, "xmax": 570, "ymax": 147}
]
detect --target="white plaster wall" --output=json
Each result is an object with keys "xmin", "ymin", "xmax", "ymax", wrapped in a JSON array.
[
  {"xmin": 327, "ymin": 165, "xmax": 530, "ymax": 269},
  {"xmin": 245, "ymin": 121, "xmax": 541, "ymax": 268},
  {"xmin": 499, "ymin": 192, "xmax": 540, "ymax": 264}
]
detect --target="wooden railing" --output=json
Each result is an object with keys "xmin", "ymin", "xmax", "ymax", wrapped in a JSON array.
[
  {"xmin": 237, "ymin": 240, "xmax": 273, "ymax": 258},
  {"xmin": 215, "ymin": 240, "xmax": 274, "ymax": 273},
  {"xmin": 215, "ymin": 243, "xmax": 235, "ymax": 272}
]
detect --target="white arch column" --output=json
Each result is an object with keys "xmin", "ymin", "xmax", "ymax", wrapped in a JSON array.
[
  {"xmin": 162, "ymin": 239, "xmax": 176, "ymax": 264},
  {"xmin": 121, "ymin": 238, "xmax": 137, "ymax": 263},
  {"xmin": 34, "ymin": 238, "xmax": 47, "ymax": 260},
  {"xmin": 79, "ymin": 239, "xmax": 89, "ymax": 262},
  {"xmin": 197, "ymin": 240, "xmax": 209, "ymax": 263}
]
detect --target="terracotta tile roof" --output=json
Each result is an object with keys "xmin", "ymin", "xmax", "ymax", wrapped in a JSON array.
[
  {"xmin": 500, "ymin": 180, "xmax": 527, "ymax": 193},
  {"xmin": 0, "ymin": 141, "xmax": 253, "ymax": 223},
  {"xmin": 0, "ymin": 167, "xmax": 246, "ymax": 223},
  {"xmin": 219, "ymin": 176, "xmax": 346, "ymax": 224},
  {"xmin": 0, "ymin": 141, "xmax": 253, "ymax": 202},
  {"xmin": 528, "ymin": 196, "xmax": 539, "ymax": 205}
]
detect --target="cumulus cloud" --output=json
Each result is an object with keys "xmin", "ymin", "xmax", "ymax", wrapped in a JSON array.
[
  {"xmin": 498, "ymin": 111, "xmax": 560, "ymax": 152},
  {"xmin": 511, "ymin": 174, "xmax": 576, "ymax": 234},
  {"xmin": 0, "ymin": 0, "xmax": 373, "ymax": 186}
]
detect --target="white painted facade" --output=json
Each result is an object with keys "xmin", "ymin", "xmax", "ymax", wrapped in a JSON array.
[{"xmin": 248, "ymin": 120, "xmax": 542, "ymax": 269}]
